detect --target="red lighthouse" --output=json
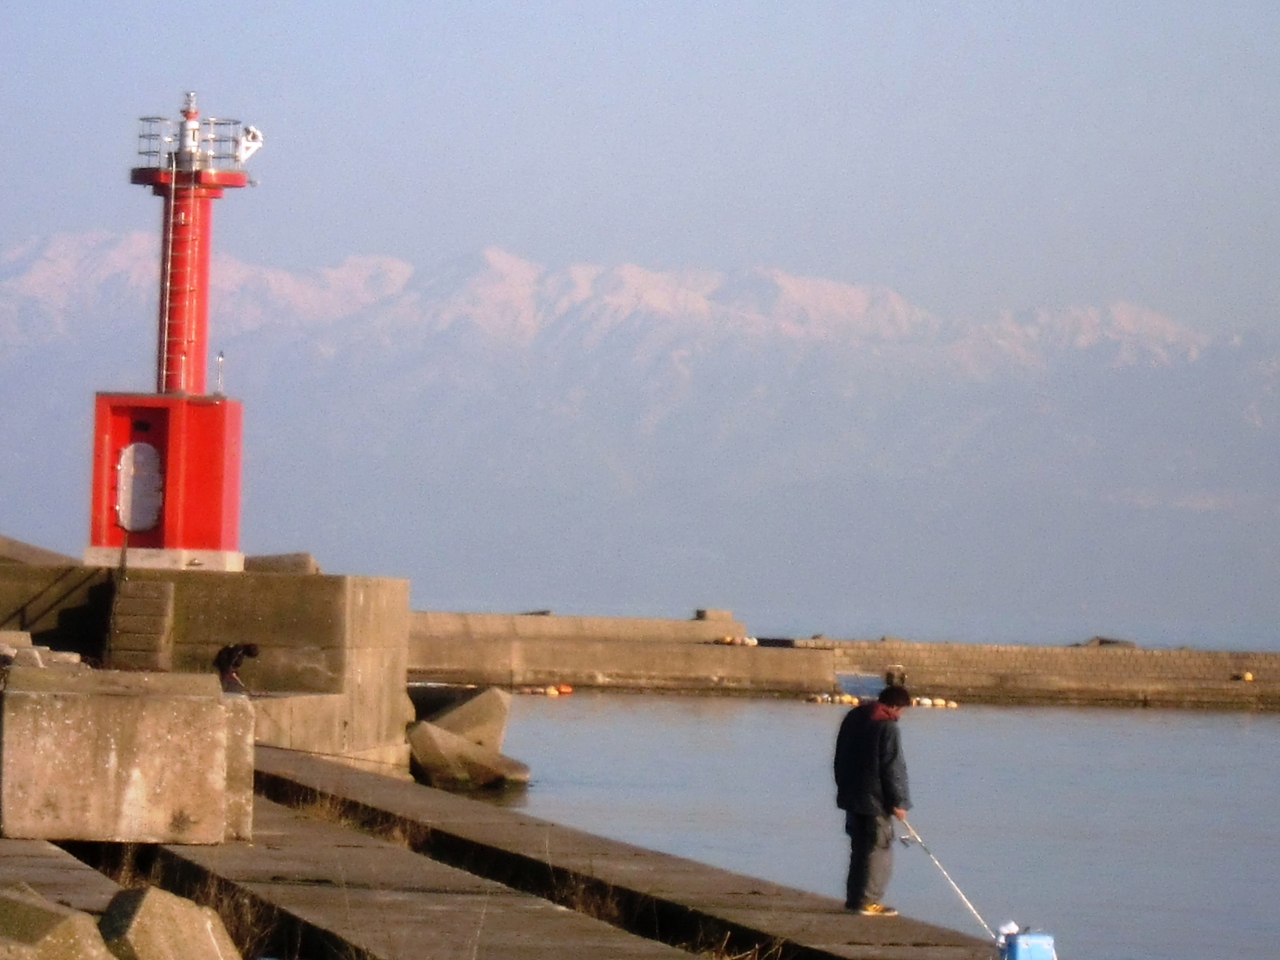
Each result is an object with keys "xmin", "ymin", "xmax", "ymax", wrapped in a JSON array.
[{"xmin": 85, "ymin": 93, "xmax": 263, "ymax": 571}]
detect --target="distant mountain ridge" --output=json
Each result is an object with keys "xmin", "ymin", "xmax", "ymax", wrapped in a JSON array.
[
  {"xmin": 1, "ymin": 232, "xmax": 1212, "ymax": 375},
  {"xmin": 2, "ymin": 230, "xmax": 1277, "ymax": 645}
]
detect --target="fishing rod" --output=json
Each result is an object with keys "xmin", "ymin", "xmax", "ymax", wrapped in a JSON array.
[{"xmin": 899, "ymin": 817, "xmax": 995, "ymax": 940}]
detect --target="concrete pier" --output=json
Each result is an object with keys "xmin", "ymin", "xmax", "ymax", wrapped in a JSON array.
[
  {"xmin": 0, "ymin": 752, "xmax": 991, "ymax": 958},
  {"xmin": 155, "ymin": 797, "xmax": 687, "ymax": 960},
  {"xmin": 253, "ymin": 746, "xmax": 995, "ymax": 960}
]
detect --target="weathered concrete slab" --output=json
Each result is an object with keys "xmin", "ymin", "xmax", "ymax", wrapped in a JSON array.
[
  {"xmin": 0, "ymin": 883, "xmax": 115, "ymax": 960},
  {"xmin": 161, "ymin": 798, "xmax": 687, "ymax": 960},
  {"xmin": 0, "ymin": 669, "xmax": 233, "ymax": 843},
  {"xmin": 11, "ymin": 648, "xmax": 45, "ymax": 668},
  {"xmin": 0, "ymin": 842, "xmax": 121, "ymax": 916},
  {"xmin": 252, "ymin": 693, "xmax": 413, "ymax": 779},
  {"xmin": 255, "ymin": 746, "xmax": 995, "ymax": 959},
  {"xmin": 430, "ymin": 687, "xmax": 510, "ymax": 751},
  {"xmin": 223, "ymin": 697, "xmax": 255, "ymax": 841},
  {"xmin": 99, "ymin": 887, "xmax": 241, "ymax": 960},
  {"xmin": 242, "ymin": 553, "xmax": 320, "ymax": 575},
  {"xmin": 407, "ymin": 721, "xmax": 529, "ymax": 788}
]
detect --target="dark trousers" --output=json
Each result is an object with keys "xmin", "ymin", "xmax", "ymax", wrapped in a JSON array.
[{"xmin": 845, "ymin": 812, "xmax": 895, "ymax": 908}]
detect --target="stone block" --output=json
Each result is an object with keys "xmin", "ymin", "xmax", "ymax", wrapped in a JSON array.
[
  {"xmin": 0, "ymin": 632, "xmax": 33, "ymax": 648},
  {"xmin": 0, "ymin": 669, "xmax": 231, "ymax": 843},
  {"xmin": 242, "ymin": 552, "xmax": 321, "ymax": 575},
  {"xmin": 340, "ymin": 646, "xmax": 412, "ymax": 749},
  {"xmin": 99, "ymin": 887, "xmax": 241, "ymax": 960},
  {"xmin": 42, "ymin": 652, "xmax": 82, "ymax": 668},
  {"xmin": 0, "ymin": 883, "xmax": 114, "ymax": 960},
  {"xmin": 112, "ymin": 582, "xmax": 171, "ymax": 601},
  {"xmin": 407, "ymin": 721, "xmax": 529, "ymax": 789},
  {"xmin": 252, "ymin": 694, "xmax": 347, "ymax": 754},
  {"xmin": 109, "ymin": 616, "xmax": 169, "ymax": 639},
  {"xmin": 11, "ymin": 648, "xmax": 44, "ymax": 668},
  {"xmin": 430, "ymin": 687, "xmax": 510, "ymax": 751},
  {"xmin": 223, "ymin": 697, "xmax": 254, "ymax": 841},
  {"xmin": 106, "ymin": 627, "xmax": 169, "ymax": 652},
  {"xmin": 103, "ymin": 650, "xmax": 172, "ymax": 673},
  {"xmin": 236, "ymin": 646, "xmax": 344, "ymax": 694}
]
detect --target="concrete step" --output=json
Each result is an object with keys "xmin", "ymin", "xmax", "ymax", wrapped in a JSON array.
[
  {"xmin": 255, "ymin": 746, "xmax": 996, "ymax": 960},
  {"xmin": 0, "ymin": 838, "xmax": 121, "ymax": 916},
  {"xmin": 157, "ymin": 798, "xmax": 687, "ymax": 960},
  {"xmin": 108, "ymin": 579, "xmax": 174, "ymax": 671}
]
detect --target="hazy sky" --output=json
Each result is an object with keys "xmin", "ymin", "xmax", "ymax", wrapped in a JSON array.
[{"xmin": 4, "ymin": 1, "xmax": 1278, "ymax": 333}]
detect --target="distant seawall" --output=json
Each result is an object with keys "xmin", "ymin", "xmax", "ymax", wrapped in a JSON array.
[
  {"xmin": 410, "ymin": 610, "xmax": 1280, "ymax": 708},
  {"xmin": 822, "ymin": 637, "xmax": 1280, "ymax": 709},
  {"xmin": 408, "ymin": 609, "xmax": 835, "ymax": 694}
]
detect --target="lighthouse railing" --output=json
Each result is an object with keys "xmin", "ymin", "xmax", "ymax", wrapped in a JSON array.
[{"xmin": 134, "ymin": 116, "xmax": 252, "ymax": 171}]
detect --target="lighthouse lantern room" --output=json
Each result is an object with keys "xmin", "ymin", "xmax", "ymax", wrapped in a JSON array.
[{"xmin": 84, "ymin": 93, "xmax": 263, "ymax": 572}]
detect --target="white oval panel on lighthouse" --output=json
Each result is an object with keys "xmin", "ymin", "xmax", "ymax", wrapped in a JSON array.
[{"xmin": 116, "ymin": 441, "xmax": 163, "ymax": 532}]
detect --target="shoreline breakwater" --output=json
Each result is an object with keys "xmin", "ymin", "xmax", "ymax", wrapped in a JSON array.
[{"xmin": 410, "ymin": 610, "xmax": 1280, "ymax": 709}]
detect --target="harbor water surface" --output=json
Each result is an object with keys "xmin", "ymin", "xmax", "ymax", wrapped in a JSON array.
[{"xmin": 496, "ymin": 691, "xmax": 1280, "ymax": 960}]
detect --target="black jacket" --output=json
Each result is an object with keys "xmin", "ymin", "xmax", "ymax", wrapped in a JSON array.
[{"xmin": 834, "ymin": 702, "xmax": 912, "ymax": 816}]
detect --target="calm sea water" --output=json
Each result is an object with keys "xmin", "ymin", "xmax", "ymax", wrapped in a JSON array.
[{"xmin": 494, "ymin": 691, "xmax": 1280, "ymax": 960}]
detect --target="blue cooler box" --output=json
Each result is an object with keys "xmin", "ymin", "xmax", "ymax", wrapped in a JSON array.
[{"xmin": 1000, "ymin": 932, "xmax": 1056, "ymax": 960}]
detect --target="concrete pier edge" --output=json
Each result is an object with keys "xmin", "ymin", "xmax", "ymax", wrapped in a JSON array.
[{"xmin": 253, "ymin": 745, "xmax": 995, "ymax": 960}]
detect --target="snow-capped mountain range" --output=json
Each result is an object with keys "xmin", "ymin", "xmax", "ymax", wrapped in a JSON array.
[{"xmin": 2, "ymin": 232, "xmax": 1277, "ymax": 644}]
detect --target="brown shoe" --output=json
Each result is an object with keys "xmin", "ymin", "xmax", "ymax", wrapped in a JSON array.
[{"xmin": 858, "ymin": 902, "xmax": 898, "ymax": 917}]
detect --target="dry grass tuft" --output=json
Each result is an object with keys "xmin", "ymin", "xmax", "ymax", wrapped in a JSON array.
[{"xmin": 693, "ymin": 931, "xmax": 788, "ymax": 960}]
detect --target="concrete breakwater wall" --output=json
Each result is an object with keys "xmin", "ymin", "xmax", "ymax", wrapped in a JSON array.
[
  {"xmin": 1, "ymin": 564, "xmax": 415, "ymax": 772},
  {"xmin": 823, "ymin": 637, "xmax": 1280, "ymax": 709},
  {"xmin": 409, "ymin": 609, "xmax": 836, "ymax": 694},
  {"xmin": 409, "ymin": 606, "xmax": 1280, "ymax": 708}
]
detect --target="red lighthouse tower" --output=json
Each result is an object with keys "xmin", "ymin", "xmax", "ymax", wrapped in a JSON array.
[{"xmin": 85, "ymin": 93, "xmax": 263, "ymax": 571}]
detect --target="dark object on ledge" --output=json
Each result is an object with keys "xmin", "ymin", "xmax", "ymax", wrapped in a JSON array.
[{"xmin": 1075, "ymin": 636, "xmax": 1138, "ymax": 649}]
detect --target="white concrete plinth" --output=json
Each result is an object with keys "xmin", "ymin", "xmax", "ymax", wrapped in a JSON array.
[{"xmin": 82, "ymin": 547, "xmax": 245, "ymax": 572}]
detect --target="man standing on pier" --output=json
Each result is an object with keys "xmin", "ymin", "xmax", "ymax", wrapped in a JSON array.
[{"xmin": 834, "ymin": 684, "xmax": 913, "ymax": 916}]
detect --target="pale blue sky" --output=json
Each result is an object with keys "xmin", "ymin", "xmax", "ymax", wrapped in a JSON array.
[{"xmin": 3, "ymin": 1, "xmax": 1278, "ymax": 332}]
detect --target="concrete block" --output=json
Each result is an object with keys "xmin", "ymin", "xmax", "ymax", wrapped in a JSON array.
[
  {"xmin": 109, "ymin": 615, "xmax": 169, "ymax": 638},
  {"xmin": 237, "ymin": 646, "xmax": 344, "ymax": 694},
  {"xmin": 99, "ymin": 887, "xmax": 241, "ymax": 960},
  {"xmin": 223, "ymin": 696, "xmax": 254, "ymax": 841},
  {"xmin": 243, "ymin": 552, "xmax": 321, "ymax": 575},
  {"xmin": 407, "ymin": 721, "xmax": 529, "ymax": 789},
  {"xmin": 343, "ymin": 577, "xmax": 411, "ymax": 650},
  {"xmin": 252, "ymin": 694, "xmax": 347, "ymax": 754},
  {"xmin": 0, "ymin": 669, "xmax": 230, "ymax": 843},
  {"xmin": 106, "ymin": 628, "xmax": 169, "ymax": 652},
  {"xmin": 0, "ymin": 883, "xmax": 115, "ymax": 960},
  {"xmin": 340, "ymin": 646, "xmax": 412, "ymax": 749},
  {"xmin": 111, "ymin": 582, "xmax": 171, "ymax": 601},
  {"xmin": 103, "ymin": 650, "xmax": 172, "ymax": 673},
  {"xmin": 111, "ymin": 600, "xmax": 171, "ymax": 622},
  {"xmin": 11, "ymin": 648, "xmax": 44, "ymax": 668},
  {"xmin": 431, "ymin": 687, "xmax": 510, "ymax": 751}
]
